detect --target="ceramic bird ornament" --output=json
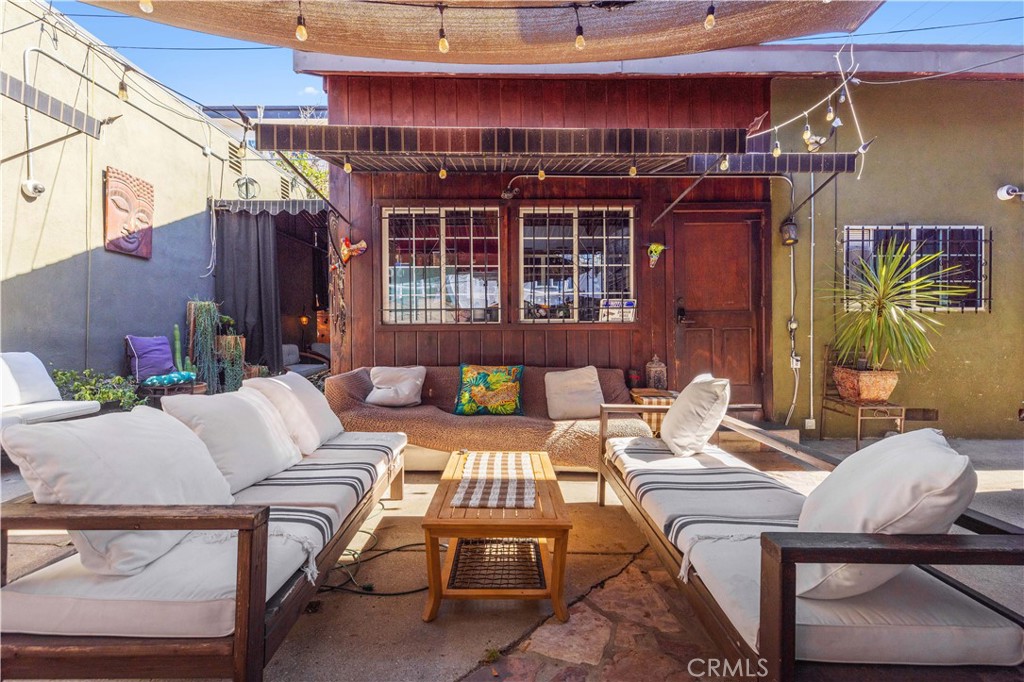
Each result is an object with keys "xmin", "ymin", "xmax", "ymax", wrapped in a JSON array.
[
  {"xmin": 341, "ymin": 237, "xmax": 367, "ymax": 264},
  {"xmin": 647, "ymin": 242, "xmax": 667, "ymax": 268}
]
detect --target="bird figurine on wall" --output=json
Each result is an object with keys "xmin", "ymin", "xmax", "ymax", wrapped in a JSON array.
[
  {"xmin": 341, "ymin": 237, "xmax": 367, "ymax": 264},
  {"xmin": 647, "ymin": 242, "xmax": 667, "ymax": 268}
]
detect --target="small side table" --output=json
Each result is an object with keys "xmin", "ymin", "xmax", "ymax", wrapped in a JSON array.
[
  {"xmin": 630, "ymin": 389, "xmax": 679, "ymax": 436},
  {"xmin": 820, "ymin": 398, "xmax": 906, "ymax": 450}
]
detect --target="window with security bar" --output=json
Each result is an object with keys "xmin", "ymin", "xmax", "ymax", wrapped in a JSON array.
[
  {"xmin": 382, "ymin": 207, "xmax": 500, "ymax": 324},
  {"xmin": 843, "ymin": 225, "xmax": 990, "ymax": 312},
  {"xmin": 519, "ymin": 206, "xmax": 634, "ymax": 322}
]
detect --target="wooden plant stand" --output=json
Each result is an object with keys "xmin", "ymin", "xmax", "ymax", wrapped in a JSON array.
[{"xmin": 421, "ymin": 451, "xmax": 572, "ymax": 623}]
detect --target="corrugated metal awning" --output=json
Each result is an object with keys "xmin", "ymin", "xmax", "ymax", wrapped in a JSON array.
[
  {"xmin": 212, "ymin": 199, "xmax": 327, "ymax": 215},
  {"xmin": 254, "ymin": 122, "xmax": 857, "ymax": 176}
]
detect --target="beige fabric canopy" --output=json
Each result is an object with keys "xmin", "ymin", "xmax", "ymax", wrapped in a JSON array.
[{"xmin": 87, "ymin": 0, "xmax": 881, "ymax": 65}]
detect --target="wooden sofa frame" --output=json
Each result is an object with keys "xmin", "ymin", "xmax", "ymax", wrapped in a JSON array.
[
  {"xmin": 597, "ymin": 403, "xmax": 1024, "ymax": 682},
  {"xmin": 0, "ymin": 464, "xmax": 404, "ymax": 682}
]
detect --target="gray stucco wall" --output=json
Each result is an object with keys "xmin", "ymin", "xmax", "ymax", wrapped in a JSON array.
[{"xmin": 1, "ymin": 0, "xmax": 295, "ymax": 375}]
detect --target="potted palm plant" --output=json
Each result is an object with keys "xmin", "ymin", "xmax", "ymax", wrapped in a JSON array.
[{"xmin": 829, "ymin": 239, "xmax": 973, "ymax": 403}]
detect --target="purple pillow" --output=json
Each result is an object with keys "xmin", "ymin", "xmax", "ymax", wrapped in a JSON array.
[{"xmin": 125, "ymin": 335, "xmax": 176, "ymax": 382}]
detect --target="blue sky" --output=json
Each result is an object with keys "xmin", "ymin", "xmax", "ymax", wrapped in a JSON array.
[{"xmin": 56, "ymin": 1, "xmax": 1024, "ymax": 107}]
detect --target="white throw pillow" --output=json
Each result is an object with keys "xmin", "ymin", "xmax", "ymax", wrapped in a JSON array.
[
  {"xmin": 1, "ymin": 406, "xmax": 233, "ymax": 576},
  {"xmin": 162, "ymin": 388, "xmax": 302, "ymax": 493},
  {"xmin": 659, "ymin": 374, "xmax": 730, "ymax": 456},
  {"xmin": 243, "ymin": 376, "xmax": 321, "ymax": 455},
  {"xmin": 797, "ymin": 429, "xmax": 977, "ymax": 600},
  {"xmin": 544, "ymin": 366, "xmax": 605, "ymax": 420},
  {"xmin": 366, "ymin": 366, "xmax": 427, "ymax": 407},
  {"xmin": 273, "ymin": 371, "xmax": 344, "ymax": 444},
  {"xmin": 1, "ymin": 352, "xmax": 61, "ymax": 406}
]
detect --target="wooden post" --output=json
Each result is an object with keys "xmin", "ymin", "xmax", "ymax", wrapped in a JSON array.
[
  {"xmin": 327, "ymin": 211, "xmax": 346, "ymax": 375},
  {"xmin": 759, "ymin": 536, "xmax": 796, "ymax": 682},
  {"xmin": 1, "ymin": 528, "xmax": 8, "ymax": 587},
  {"xmin": 233, "ymin": 519, "xmax": 269, "ymax": 682}
]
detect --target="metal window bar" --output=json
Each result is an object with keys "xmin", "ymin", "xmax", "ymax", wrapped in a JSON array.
[
  {"xmin": 381, "ymin": 206, "xmax": 500, "ymax": 325},
  {"xmin": 841, "ymin": 225, "xmax": 991, "ymax": 313},
  {"xmin": 519, "ymin": 205, "xmax": 635, "ymax": 323}
]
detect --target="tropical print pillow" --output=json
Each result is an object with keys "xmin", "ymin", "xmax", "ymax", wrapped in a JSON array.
[{"xmin": 454, "ymin": 364, "xmax": 524, "ymax": 416}]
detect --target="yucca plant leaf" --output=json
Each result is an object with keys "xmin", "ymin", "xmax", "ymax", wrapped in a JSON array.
[{"xmin": 826, "ymin": 238, "xmax": 973, "ymax": 371}]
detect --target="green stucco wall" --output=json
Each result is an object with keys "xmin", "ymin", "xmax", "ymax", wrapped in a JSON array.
[{"xmin": 770, "ymin": 77, "xmax": 1024, "ymax": 439}]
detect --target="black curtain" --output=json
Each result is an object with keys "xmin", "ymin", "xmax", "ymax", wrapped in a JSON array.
[{"xmin": 215, "ymin": 211, "xmax": 284, "ymax": 373}]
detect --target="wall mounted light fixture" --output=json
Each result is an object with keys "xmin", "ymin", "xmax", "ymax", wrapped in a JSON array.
[
  {"xmin": 779, "ymin": 217, "xmax": 799, "ymax": 246},
  {"xmin": 996, "ymin": 184, "xmax": 1021, "ymax": 201}
]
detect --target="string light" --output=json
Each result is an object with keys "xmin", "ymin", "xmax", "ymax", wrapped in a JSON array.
[
  {"xmin": 537, "ymin": 164, "xmax": 546, "ymax": 181},
  {"xmin": 343, "ymin": 155, "xmax": 352, "ymax": 174},
  {"xmin": 437, "ymin": 5, "xmax": 450, "ymax": 54},
  {"xmin": 138, "ymin": 0, "xmax": 153, "ymax": 13},
  {"xmin": 573, "ymin": 5, "xmax": 585, "ymax": 51},
  {"xmin": 628, "ymin": 155, "xmax": 638, "ymax": 177},
  {"xmin": 439, "ymin": 155, "xmax": 448, "ymax": 179},
  {"xmin": 772, "ymin": 139, "xmax": 782, "ymax": 158},
  {"xmin": 117, "ymin": 66, "xmax": 130, "ymax": 102},
  {"xmin": 718, "ymin": 155, "xmax": 729, "ymax": 171},
  {"xmin": 839, "ymin": 86, "xmax": 847, "ymax": 104},
  {"xmin": 802, "ymin": 114, "xmax": 812, "ymax": 141},
  {"xmin": 825, "ymin": 100, "xmax": 835, "ymax": 122},
  {"xmin": 704, "ymin": 4, "xmax": 716, "ymax": 30},
  {"xmin": 295, "ymin": 0, "xmax": 308, "ymax": 41}
]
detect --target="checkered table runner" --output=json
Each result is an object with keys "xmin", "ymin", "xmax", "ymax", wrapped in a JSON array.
[{"xmin": 450, "ymin": 452, "xmax": 537, "ymax": 509}]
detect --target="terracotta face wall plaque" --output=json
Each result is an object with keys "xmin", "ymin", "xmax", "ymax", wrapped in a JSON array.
[{"xmin": 104, "ymin": 167, "xmax": 154, "ymax": 259}]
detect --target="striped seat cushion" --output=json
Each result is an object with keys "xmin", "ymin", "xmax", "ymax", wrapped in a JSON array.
[
  {"xmin": 310, "ymin": 430, "xmax": 406, "ymax": 468},
  {"xmin": 605, "ymin": 436, "xmax": 805, "ymax": 570},
  {"xmin": 0, "ymin": 508, "xmax": 338, "ymax": 638}
]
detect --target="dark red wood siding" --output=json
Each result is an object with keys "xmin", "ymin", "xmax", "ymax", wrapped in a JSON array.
[{"xmin": 327, "ymin": 76, "xmax": 771, "ymax": 377}]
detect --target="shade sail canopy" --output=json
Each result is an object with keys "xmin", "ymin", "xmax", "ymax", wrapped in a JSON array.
[
  {"xmin": 87, "ymin": 0, "xmax": 881, "ymax": 65},
  {"xmin": 256, "ymin": 122, "xmax": 858, "ymax": 176}
]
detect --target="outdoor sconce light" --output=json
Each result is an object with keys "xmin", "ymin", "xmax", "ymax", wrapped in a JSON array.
[
  {"xmin": 996, "ymin": 184, "xmax": 1021, "ymax": 201},
  {"xmin": 779, "ymin": 217, "xmax": 799, "ymax": 246}
]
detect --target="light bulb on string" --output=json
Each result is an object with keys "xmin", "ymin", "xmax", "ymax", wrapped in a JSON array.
[
  {"xmin": 138, "ymin": 0, "xmax": 153, "ymax": 13},
  {"xmin": 295, "ymin": 1, "xmax": 308, "ymax": 41},
  {"xmin": 704, "ymin": 4, "xmax": 716, "ymax": 30},
  {"xmin": 838, "ymin": 87, "xmax": 847, "ymax": 104},
  {"xmin": 343, "ymin": 155, "xmax": 353, "ymax": 174},
  {"xmin": 628, "ymin": 164, "xmax": 638, "ymax": 177},
  {"xmin": 825, "ymin": 102, "xmax": 835, "ymax": 122},
  {"xmin": 117, "ymin": 79, "xmax": 129, "ymax": 102},
  {"xmin": 772, "ymin": 140, "xmax": 781, "ymax": 158},
  {"xmin": 439, "ymin": 156, "xmax": 448, "ymax": 180},
  {"xmin": 718, "ymin": 156, "xmax": 729, "ymax": 171},
  {"xmin": 437, "ymin": 5, "xmax": 450, "ymax": 53},
  {"xmin": 802, "ymin": 114, "xmax": 812, "ymax": 141},
  {"xmin": 537, "ymin": 166, "xmax": 546, "ymax": 181},
  {"xmin": 574, "ymin": 5, "xmax": 586, "ymax": 50}
]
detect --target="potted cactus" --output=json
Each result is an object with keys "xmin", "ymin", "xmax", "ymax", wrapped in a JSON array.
[{"xmin": 827, "ymin": 239, "xmax": 973, "ymax": 403}]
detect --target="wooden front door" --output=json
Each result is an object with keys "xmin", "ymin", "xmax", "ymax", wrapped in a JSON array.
[{"xmin": 671, "ymin": 215, "xmax": 763, "ymax": 406}]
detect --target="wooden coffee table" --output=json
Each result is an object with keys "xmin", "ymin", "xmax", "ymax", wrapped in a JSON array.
[{"xmin": 421, "ymin": 451, "xmax": 573, "ymax": 622}]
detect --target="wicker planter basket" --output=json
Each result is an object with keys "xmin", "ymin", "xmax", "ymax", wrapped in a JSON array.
[{"xmin": 833, "ymin": 366, "xmax": 899, "ymax": 404}]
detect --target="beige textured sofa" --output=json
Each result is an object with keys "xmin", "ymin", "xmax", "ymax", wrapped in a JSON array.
[{"xmin": 326, "ymin": 366, "xmax": 651, "ymax": 469}]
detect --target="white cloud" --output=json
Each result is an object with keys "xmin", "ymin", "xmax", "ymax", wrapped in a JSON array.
[{"xmin": 300, "ymin": 86, "xmax": 319, "ymax": 96}]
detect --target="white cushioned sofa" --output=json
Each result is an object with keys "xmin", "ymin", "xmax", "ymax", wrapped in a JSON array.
[
  {"xmin": 0, "ymin": 371, "xmax": 405, "ymax": 681},
  {"xmin": 598, "ymin": 391, "xmax": 1024, "ymax": 680},
  {"xmin": 1, "ymin": 352, "xmax": 100, "ymax": 430}
]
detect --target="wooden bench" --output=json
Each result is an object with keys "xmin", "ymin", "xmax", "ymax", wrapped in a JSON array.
[
  {"xmin": 0, "ymin": 463, "xmax": 403, "ymax": 682},
  {"xmin": 597, "ymin": 404, "xmax": 1024, "ymax": 682}
]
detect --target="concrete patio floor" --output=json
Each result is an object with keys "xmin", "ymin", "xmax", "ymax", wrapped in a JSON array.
[{"xmin": 1, "ymin": 436, "xmax": 1021, "ymax": 681}]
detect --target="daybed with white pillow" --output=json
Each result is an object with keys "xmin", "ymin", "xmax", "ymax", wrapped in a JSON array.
[
  {"xmin": 1, "ymin": 352, "xmax": 100, "ymax": 429},
  {"xmin": 328, "ymin": 364, "xmax": 651, "ymax": 470},
  {"xmin": 598, "ymin": 376, "xmax": 1024, "ymax": 681},
  {"xmin": 0, "ymin": 370, "xmax": 405, "ymax": 681}
]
